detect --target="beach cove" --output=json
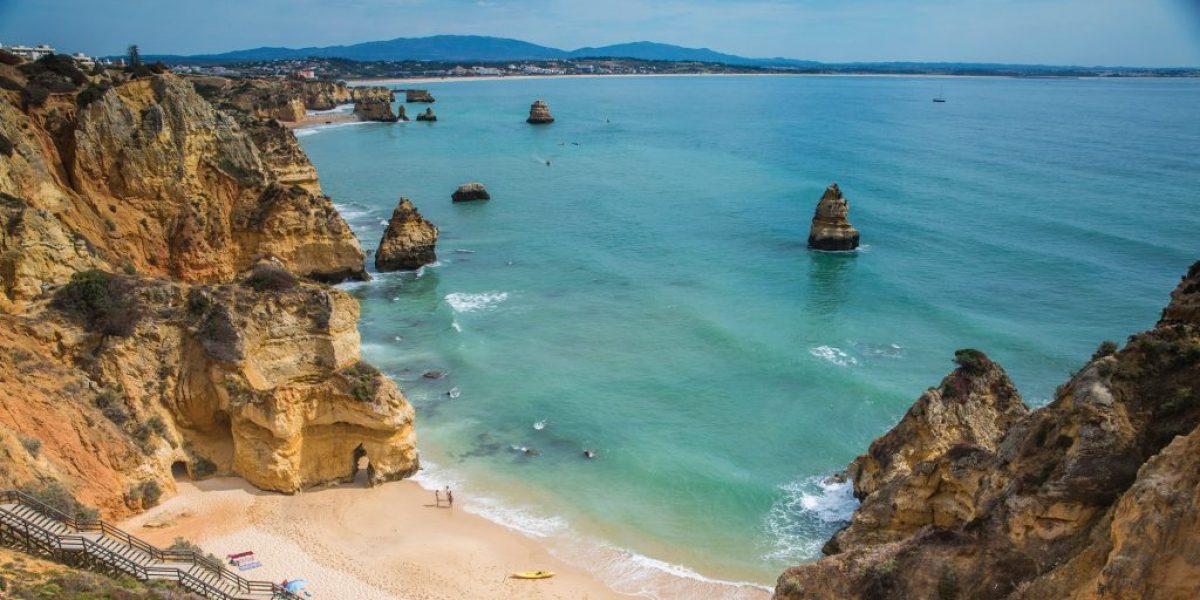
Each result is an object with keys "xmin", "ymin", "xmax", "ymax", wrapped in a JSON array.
[{"xmin": 284, "ymin": 74, "xmax": 1200, "ymax": 594}]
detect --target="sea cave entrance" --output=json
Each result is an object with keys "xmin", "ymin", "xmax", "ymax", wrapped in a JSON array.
[
  {"xmin": 171, "ymin": 460, "xmax": 190, "ymax": 481},
  {"xmin": 351, "ymin": 444, "xmax": 374, "ymax": 487}
]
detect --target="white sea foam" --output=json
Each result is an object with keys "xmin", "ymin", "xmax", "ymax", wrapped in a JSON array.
[
  {"xmin": 565, "ymin": 543, "xmax": 772, "ymax": 599},
  {"xmin": 451, "ymin": 320, "xmax": 462, "ymax": 332},
  {"xmin": 763, "ymin": 475, "xmax": 858, "ymax": 562},
  {"xmin": 809, "ymin": 345, "xmax": 859, "ymax": 367},
  {"xmin": 293, "ymin": 120, "xmax": 370, "ymax": 137},
  {"xmin": 444, "ymin": 291, "xmax": 508, "ymax": 313}
]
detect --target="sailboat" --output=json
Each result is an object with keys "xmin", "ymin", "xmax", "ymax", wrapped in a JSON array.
[{"xmin": 933, "ymin": 86, "xmax": 947, "ymax": 103}]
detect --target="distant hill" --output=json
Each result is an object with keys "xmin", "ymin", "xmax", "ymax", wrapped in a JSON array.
[{"xmin": 158, "ymin": 35, "xmax": 813, "ymax": 66}]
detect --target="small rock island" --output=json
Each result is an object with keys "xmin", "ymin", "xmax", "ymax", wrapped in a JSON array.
[
  {"xmin": 527, "ymin": 100, "xmax": 554, "ymax": 124},
  {"xmin": 416, "ymin": 107, "xmax": 437, "ymax": 122},
  {"xmin": 375, "ymin": 198, "xmax": 439, "ymax": 272},
  {"xmin": 452, "ymin": 182, "xmax": 491, "ymax": 202},
  {"xmin": 807, "ymin": 183, "xmax": 861, "ymax": 251},
  {"xmin": 405, "ymin": 89, "xmax": 435, "ymax": 103}
]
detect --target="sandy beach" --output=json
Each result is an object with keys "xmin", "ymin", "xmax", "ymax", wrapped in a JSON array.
[
  {"xmin": 121, "ymin": 477, "xmax": 625, "ymax": 600},
  {"xmin": 285, "ymin": 111, "xmax": 361, "ymax": 130}
]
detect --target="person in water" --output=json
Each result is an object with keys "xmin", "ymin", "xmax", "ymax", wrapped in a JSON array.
[
  {"xmin": 545, "ymin": 159, "xmax": 551, "ymax": 166},
  {"xmin": 583, "ymin": 449, "xmax": 596, "ymax": 459},
  {"xmin": 445, "ymin": 486, "xmax": 454, "ymax": 508},
  {"xmin": 434, "ymin": 489, "xmax": 441, "ymax": 507}
]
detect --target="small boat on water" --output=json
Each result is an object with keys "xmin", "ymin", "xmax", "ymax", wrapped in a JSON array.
[
  {"xmin": 511, "ymin": 571, "xmax": 555, "ymax": 580},
  {"xmin": 933, "ymin": 86, "xmax": 947, "ymax": 103}
]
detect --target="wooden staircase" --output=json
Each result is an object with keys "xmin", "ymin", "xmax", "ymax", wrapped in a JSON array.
[{"xmin": 0, "ymin": 489, "xmax": 300, "ymax": 599}]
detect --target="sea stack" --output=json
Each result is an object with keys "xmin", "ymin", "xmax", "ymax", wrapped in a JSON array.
[
  {"xmin": 354, "ymin": 100, "xmax": 398, "ymax": 122},
  {"xmin": 375, "ymin": 198, "xmax": 439, "ymax": 271},
  {"xmin": 452, "ymin": 182, "xmax": 490, "ymax": 202},
  {"xmin": 807, "ymin": 183, "xmax": 860, "ymax": 251},
  {"xmin": 396, "ymin": 105, "xmax": 409, "ymax": 121},
  {"xmin": 527, "ymin": 100, "xmax": 554, "ymax": 124},
  {"xmin": 416, "ymin": 107, "xmax": 437, "ymax": 122},
  {"xmin": 406, "ymin": 89, "xmax": 435, "ymax": 103}
]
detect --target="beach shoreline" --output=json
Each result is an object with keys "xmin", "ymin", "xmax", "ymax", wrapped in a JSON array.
[
  {"xmin": 122, "ymin": 477, "xmax": 629, "ymax": 600},
  {"xmin": 345, "ymin": 72, "xmax": 1020, "ymax": 86}
]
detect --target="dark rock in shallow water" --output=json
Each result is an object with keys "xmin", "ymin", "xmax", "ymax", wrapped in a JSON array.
[
  {"xmin": 807, "ymin": 183, "xmax": 860, "ymax": 251},
  {"xmin": 452, "ymin": 182, "xmax": 490, "ymax": 203},
  {"xmin": 527, "ymin": 100, "xmax": 554, "ymax": 124},
  {"xmin": 415, "ymin": 107, "xmax": 437, "ymax": 122},
  {"xmin": 375, "ymin": 197, "xmax": 438, "ymax": 272},
  {"xmin": 406, "ymin": 89, "xmax": 435, "ymax": 103},
  {"xmin": 422, "ymin": 370, "xmax": 445, "ymax": 379}
]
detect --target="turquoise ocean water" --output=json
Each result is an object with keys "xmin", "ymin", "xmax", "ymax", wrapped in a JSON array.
[{"xmin": 297, "ymin": 75, "xmax": 1200, "ymax": 596}]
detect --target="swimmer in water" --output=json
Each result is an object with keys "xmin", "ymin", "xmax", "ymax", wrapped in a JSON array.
[
  {"xmin": 583, "ymin": 449, "xmax": 596, "ymax": 459},
  {"xmin": 545, "ymin": 160, "xmax": 551, "ymax": 166}
]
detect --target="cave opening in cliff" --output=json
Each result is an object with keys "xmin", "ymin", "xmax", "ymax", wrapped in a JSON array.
[
  {"xmin": 351, "ymin": 444, "xmax": 373, "ymax": 487},
  {"xmin": 171, "ymin": 460, "xmax": 190, "ymax": 480}
]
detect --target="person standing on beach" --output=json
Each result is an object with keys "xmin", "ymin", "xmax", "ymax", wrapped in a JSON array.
[
  {"xmin": 434, "ymin": 489, "xmax": 441, "ymax": 507},
  {"xmin": 446, "ymin": 486, "xmax": 454, "ymax": 508}
]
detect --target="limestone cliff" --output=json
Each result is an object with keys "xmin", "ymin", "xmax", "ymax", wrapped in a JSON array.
[
  {"xmin": 0, "ymin": 56, "xmax": 417, "ymax": 518},
  {"xmin": 807, "ymin": 183, "xmax": 860, "ymax": 251},
  {"xmin": 351, "ymin": 86, "xmax": 398, "ymax": 122},
  {"xmin": 375, "ymin": 198, "xmax": 438, "ymax": 272},
  {"xmin": 302, "ymin": 80, "xmax": 352, "ymax": 111},
  {"xmin": 774, "ymin": 260, "xmax": 1200, "ymax": 600}
]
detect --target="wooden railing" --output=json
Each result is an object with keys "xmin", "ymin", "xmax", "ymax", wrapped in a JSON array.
[{"xmin": 0, "ymin": 489, "xmax": 300, "ymax": 600}]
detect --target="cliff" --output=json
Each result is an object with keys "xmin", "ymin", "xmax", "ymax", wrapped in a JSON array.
[
  {"xmin": 0, "ymin": 56, "xmax": 417, "ymax": 518},
  {"xmin": 807, "ymin": 183, "xmax": 860, "ymax": 251},
  {"xmin": 405, "ymin": 89, "xmax": 435, "ymax": 103},
  {"xmin": 303, "ymin": 79, "xmax": 352, "ymax": 110},
  {"xmin": 774, "ymin": 260, "xmax": 1200, "ymax": 600},
  {"xmin": 375, "ymin": 198, "xmax": 438, "ymax": 271}
]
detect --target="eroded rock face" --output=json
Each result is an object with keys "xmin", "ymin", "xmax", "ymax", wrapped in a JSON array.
[
  {"xmin": 0, "ymin": 59, "xmax": 413, "ymax": 516},
  {"xmin": 405, "ymin": 89, "xmax": 435, "ymax": 103},
  {"xmin": 302, "ymin": 80, "xmax": 352, "ymax": 111},
  {"xmin": 452, "ymin": 182, "xmax": 490, "ymax": 202},
  {"xmin": 527, "ymin": 100, "xmax": 554, "ymax": 124},
  {"xmin": 375, "ymin": 198, "xmax": 438, "ymax": 272},
  {"xmin": 416, "ymin": 107, "xmax": 437, "ymax": 122},
  {"xmin": 773, "ymin": 260, "xmax": 1200, "ymax": 600},
  {"xmin": 351, "ymin": 86, "xmax": 398, "ymax": 122},
  {"xmin": 807, "ymin": 183, "xmax": 860, "ymax": 251}
]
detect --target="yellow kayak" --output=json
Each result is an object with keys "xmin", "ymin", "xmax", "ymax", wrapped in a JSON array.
[{"xmin": 511, "ymin": 571, "xmax": 556, "ymax": 580}]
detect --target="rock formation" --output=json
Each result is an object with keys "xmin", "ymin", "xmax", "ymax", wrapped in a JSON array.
[
  {"xmin": 375, "ymin": 198, "xmax": 439, "ymax": 271},
  {"xmin": 773, "ymin": 261, "xmax": 1200, "ymax": 600},
  {"xmin": 396, "ymin": 105, "xmax": 409, "ymax": 121},
  {"xmin": 527, "ymin": 100, "xmax": 554, "ymax": 124},
  {"xmin": 416, "ymin": 107, "xmax": 437, "ymax": 122},
  {"xmin": 302, "ymin": 80, "xmax": 352, "ymax": 111},
  {"xmin": 452, "ymin": 183, "xmax": 490, "ymax": 202},
  {"xmin": 807, "ymin": 183, "xmax": 860, "ymax": 251},
  {"xmin": 351, "ymin": 86, "xmax": 398, "ymax": 122},
  {"xmin": 405, "ymin": 89, "xmax": 435, "ymax": 103},
  {"xmin": 0, "ymin": 56, "xmax": 417, "ymax": 517}
]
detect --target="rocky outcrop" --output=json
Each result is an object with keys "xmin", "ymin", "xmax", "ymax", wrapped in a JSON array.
[
  {"xmin": 416, "ymin": 107, "xmax": 437, "ymax": 122},
  {"xmin": 395, "ymin": 105, "xmax": 408, "ymax": 121},
  {"xmin": 0, "ymin": 57, "xmax": 415, "ymax": 517},
  {"xmin": 302, "ymin": 80, "xmax": 352, "ymax": 111},
  {"xmin": 807, "ymin": 183, "xmax": 860, "ymax": 251},
  {"xmin": 527, "ymin": 99, "xmax": 554, "ymax": 124},
  {"xmin": 1, "ymin": 68, "xmax": 365, "ymax": 309},
  {"xmin": 354, "ymin": 100, "xmax": 397, "ymax": 122},
  {"xmin": 375, "ymin": 198, "xmax": 438, "ymax": 272},
  {"xmin": 405, "ymin": 89, "xmax": 435, "ymax": 103},
  {"xmin": 451, "ymin": 182, "xmax": 490, "ymax": 202},
  {"xmin": 773, "ymin": 261, "xmax": 1200, "ymax": 600}
]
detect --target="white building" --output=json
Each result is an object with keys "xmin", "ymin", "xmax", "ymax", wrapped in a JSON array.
[{"xmin": 1, "ymin": 43, "xmax": 56, "ymax": 60}]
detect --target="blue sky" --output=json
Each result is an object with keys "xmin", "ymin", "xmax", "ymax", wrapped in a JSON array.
[{"xmin": 1, "ymin": 0, "xmax": 1198, "ymax": 66}]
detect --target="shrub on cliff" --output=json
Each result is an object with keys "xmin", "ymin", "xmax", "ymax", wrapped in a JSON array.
[
  {"xmin": 51, "ymin": 270, "xmax": 143, "ymax": 337},
  {"xmin": 953, "ymin": 348, "xmax": 991, "ymax": 374},
  {"xmin": 18, "ymin": 481, "xmax": 99, "ymax": 521},
  {"xmin": 76, "ymin": 82, "xmax": 111, "ymax": 108},
  {"xmin": 25, "ymin": 54, "xmax": 88, "ymax": 87},
  {"xmin": 243, "ymin": 263, "xmax": 297, "ymax": 292},
  {"xmin": 0, "ymin": 49, "xmax": 21, "ymax": 65},
  {"xmin": 342, "ymin": 361, "xmax": 382, "ymax": 402}
]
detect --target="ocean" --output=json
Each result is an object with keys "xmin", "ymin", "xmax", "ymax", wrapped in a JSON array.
[{"xmin": 296, "ymin": 74, "xmax": 1200, "ymax": 596}]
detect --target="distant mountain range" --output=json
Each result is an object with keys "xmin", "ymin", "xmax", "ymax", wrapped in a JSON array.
[
  {"xmin": 144, "ymin": 35, "xmax": 1195, "ymax": 74},
  {"xmin": 152, "ymin": 35, "xmax": 821, "ymax": 67}
]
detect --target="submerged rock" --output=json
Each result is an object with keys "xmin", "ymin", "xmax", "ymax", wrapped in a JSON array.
[
  {"xmin": 416, "ymin": 107, "xmax": 437, "ymax": 122},
  {"xmin": 374, "ymin": 198, "xmax": 438, "ymax": 272},
  {"xmin": 406, "ymin": 89, "xmax": 435, "ymax": 103},
  {"xmin": 452, "ymin": 183, "xmax": 490, "ymax": 203},
  {"xmin": 807, "ymin": 183, "xmax": 860, "ymax": 251},
  {"xmin": 527, "ymin": 100, "xmax": 554, "ymax": 124}
]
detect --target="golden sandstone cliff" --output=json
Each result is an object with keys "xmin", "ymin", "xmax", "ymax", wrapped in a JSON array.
[
  {"xmin": 774, "ymin": 261, "xmax": 1200, "ymax": 600},
  {"xmin": 0, "ymin": 53, "xmax": 417, "ymax": 518}
]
